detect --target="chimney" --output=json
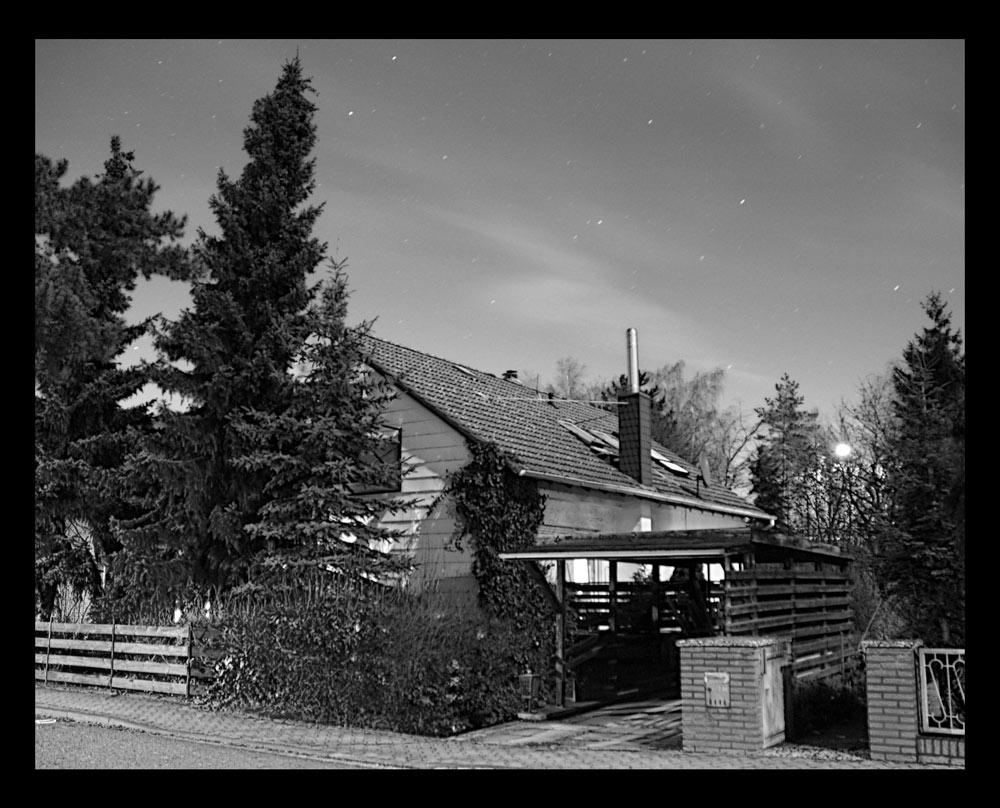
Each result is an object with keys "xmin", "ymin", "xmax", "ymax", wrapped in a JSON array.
[{"xmin": 618, "ymin": 328, "xmax": 652, "ymax": 485}]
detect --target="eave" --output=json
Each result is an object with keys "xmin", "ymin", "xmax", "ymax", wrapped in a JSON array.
[{"xmin": 499, "ymin": 528, "xmax": 851, "ymax": 566}]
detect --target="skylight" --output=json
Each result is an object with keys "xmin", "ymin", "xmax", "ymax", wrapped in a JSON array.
[
  {"xmin": 589, "ymin": 429, "xmax": 619, "ymax": 449},
  {"xmin": 651, "ymin": 448, "xmax": 690, "ymax": 476},
  {"xmin": 560, "ymin": 420, "xmax": 694, "ymax": 477},
  {"xmin": 559, "ymin": 420, "xmax": 599, "ymax": 445}
]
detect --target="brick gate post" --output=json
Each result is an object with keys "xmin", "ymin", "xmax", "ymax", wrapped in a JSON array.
[
  {"xmin": 861, "ymin": 639, "xmax": 922, "ymax": 764},
  {"xmin": 677, "ymin": 636, "xmax": 790, "ymax": 754}
]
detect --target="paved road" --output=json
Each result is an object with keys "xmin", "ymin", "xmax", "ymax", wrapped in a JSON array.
[
  {"xmin": 35, "ymin": 719, "xmax": 357, "ymax": 769},
  {"xmin": 35, "ymin": 685, "xmax": 950, "ymax": 769}
]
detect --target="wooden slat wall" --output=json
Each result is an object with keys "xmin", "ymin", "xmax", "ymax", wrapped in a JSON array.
[
  {"xmin": 723, "ymin": 568, "xmax": 855, "ymax": 681},
  {"xmin": 34, "ymin": 621, "xmax": 221, "ymax": 697},
  {"xmin": 566, "ymin": 580, "xmax": 722, "ymax": 636}
]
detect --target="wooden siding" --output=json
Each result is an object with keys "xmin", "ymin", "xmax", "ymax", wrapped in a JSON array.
[{"xmin": 371, "ymin": 388, "xmax": 476, "ymax": 589}]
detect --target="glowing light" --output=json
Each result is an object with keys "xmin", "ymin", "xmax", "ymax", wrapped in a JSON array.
[{"xmin": 834, "ymin": 443, "xmax": 852, "ymax": 458}]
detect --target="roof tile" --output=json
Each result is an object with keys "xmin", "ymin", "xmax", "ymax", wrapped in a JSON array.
[{"xmin": 361, "ymin": 335, "xmax": 769, "ymax": 520}]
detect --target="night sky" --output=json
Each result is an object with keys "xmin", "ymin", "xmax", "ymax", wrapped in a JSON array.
[{"xmin": 35, "ymin": 39, "xmax": 965, "ymax": 419}]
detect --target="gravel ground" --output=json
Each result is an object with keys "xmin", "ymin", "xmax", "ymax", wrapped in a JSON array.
[
  {"xmin": 756, "ymin": 743, "xmax": 869, "ymax": 762},
  {"xmin": 762, "ymin": 715, "xmax": 871, "ymax": 762}
]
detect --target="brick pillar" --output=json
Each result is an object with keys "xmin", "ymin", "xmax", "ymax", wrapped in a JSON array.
[
  {"xmin": 862, "ymin": 639, "xmax": 922, "ymax": 764},
  {"xmin": 677, "ymin": 636, "xmax": 791, "ymax": 754}
]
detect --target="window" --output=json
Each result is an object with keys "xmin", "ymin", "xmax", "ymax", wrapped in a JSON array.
[{"xmin": 651, "ymin": 447, "xmax": 690, "ymax": 476}]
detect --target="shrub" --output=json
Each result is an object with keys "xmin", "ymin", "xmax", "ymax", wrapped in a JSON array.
[
  {"xmin": 199, "ymin": 581, "xmax": 538, "ymax": 736},
  {"xmin": 792, "ymin": 676, "xmax": 866, "ymax": 737}
]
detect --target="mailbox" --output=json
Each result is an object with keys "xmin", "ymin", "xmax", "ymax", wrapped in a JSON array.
[{"xmin": 704, "ymin": 671, "xmax": 731, "ymax": 707}]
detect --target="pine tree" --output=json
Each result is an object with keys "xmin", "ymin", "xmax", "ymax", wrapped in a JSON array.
[
  {"xmin": 749, "ymin": 373, "xmax": 824, "ymax": 533},
  {"xmin": 34, "ymin": 139, "xmax": 193, "ymax": 618},
  {"xmin": 881, "ymin": 292, "xmax": 965, "ymax": 645},
  {"xmin": 118, "ymin": 58, "xmax": 407, "ymax": 600}
]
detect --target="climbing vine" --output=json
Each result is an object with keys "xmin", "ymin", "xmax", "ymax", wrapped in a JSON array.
[{"xmin": 445, "ymin": 440, "xmax": 552, "ymax": 667}]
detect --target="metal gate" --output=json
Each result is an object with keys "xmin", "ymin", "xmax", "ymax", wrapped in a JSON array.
[{"xmin": 918, "ymin": 647, "xmax": 965, "ymax": 736}]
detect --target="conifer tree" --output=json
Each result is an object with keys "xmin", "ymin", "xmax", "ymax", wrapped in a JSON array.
[
  {"xmin": 119, "ymin": 58, "xmax": 407, "ymax": 599},
  {"xmin": 880, "ymin": 292, "xmax": 965, "ymax": 645},
  {"xmin": 749, "ymin": 373, "xmax": 824, "ymax": 533},
  {"xmin": 34, "ymin": 139, "xmax": 192, "ymax": 617}
]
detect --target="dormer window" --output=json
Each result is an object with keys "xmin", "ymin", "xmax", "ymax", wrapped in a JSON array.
[{"xmin": 559, "ymin": 420, "xmax": 692, "ymax": 478}]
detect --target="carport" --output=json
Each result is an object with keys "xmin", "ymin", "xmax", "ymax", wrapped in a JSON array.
[{"xmin": 501, "ymin": 528, "xmax": 852, "ymax": 707}]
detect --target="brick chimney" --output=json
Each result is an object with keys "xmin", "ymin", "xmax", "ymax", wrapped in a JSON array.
[{"xmin": 618, "ymin": 328, "xmax": 653, "ymax": 485}]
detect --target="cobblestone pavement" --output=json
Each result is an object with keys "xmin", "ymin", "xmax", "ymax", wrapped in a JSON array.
[{"xmin": 35, "ymin": 685, "xmax": 948, "ymax": 770}]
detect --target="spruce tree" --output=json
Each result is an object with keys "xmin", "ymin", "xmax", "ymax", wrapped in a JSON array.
[
  {"xmin": 749, "ymin": 373, "xmax": 824, "ymax": 533},
  {"xmin": 35, "ymin": 139, "xmax": 192, "ymax": 618},
  {"xmin": 119, "ymin": 58, "xmax": 407, "ymax": 600},
  {"xmin": 881, "ymin": 292, "xmax": 965, "ymax": 645}
]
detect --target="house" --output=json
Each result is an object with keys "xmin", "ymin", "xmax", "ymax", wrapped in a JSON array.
[
  {"xmin": 359, "ymin": 330, "xmax": 773, "ymax": 594},
  {"xmin": 360, "ymin": 330, "xmax": 853, "ymax": 701}
]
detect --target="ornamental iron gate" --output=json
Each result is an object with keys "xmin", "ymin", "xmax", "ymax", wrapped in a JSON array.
[{"xmin": 918, "ymin": 647, "xmax": 965, "ymax": 736}]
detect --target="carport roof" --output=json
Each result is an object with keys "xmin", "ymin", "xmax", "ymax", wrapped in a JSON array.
[{"xmin": 499, "ymin": 528, "xmax": 850, "ymax": 565}]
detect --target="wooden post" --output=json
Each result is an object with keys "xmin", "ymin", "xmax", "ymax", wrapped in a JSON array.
[
  {"xmin": 555, "ymin": 560, "xmax": 566, "ymax": 707},
  {"xmin": 650, "ymin": 563, "xmax": 661, "ymax": 631},
  {"xmin": 608, "ymin": 561, "xmax": 618, "ymax": 635},
  {"xmin": 109, "ymin": 623, "xmax": 116, "ymax": 689},
  {"xmin": 609, "ymin": 561, "xmax": 618, "ymax": 694},
  {"xmin": 44, "ymin": 618, "xmax": 52, "ymax": 686},
  {"xmin": 186, "ymin": 624, "xmax": 193, "ymax": 698}
]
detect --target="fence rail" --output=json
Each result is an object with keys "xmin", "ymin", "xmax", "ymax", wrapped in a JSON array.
[
  {"xmin": 919, "ymin": 647, "xmax": 965, "ymax": 736},
  {"xmin": 34, "ymin": 621, "xmax": 219, "ymax": 697}
]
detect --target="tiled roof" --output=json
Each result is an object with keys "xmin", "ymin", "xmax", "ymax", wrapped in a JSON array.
[{"xmin": 361, "ymin": 335, "xmax": 771, "ymax": 521}]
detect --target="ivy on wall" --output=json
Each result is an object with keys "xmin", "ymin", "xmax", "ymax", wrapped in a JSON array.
[{"xmin": 445, "ymin": 440, "xmax": 553, "ymax": 663}]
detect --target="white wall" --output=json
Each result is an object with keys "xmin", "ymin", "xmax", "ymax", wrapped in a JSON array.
[
  {"xmin": 540, "ymin": 482, "xmax": 746, "ymax": 583},
  {"xmin": 372, "ymin": 388, "xmax": 476, "ymax": 592}
]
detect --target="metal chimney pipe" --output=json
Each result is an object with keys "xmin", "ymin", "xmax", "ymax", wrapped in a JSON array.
[{"xmin": 626, "ymin": 328, "xmax": 639, "ymax": 393}]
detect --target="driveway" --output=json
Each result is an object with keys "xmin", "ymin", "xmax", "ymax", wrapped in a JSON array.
[{"xmin": 456, "ymin": 695, "xmax": 684, "ymax": 751}]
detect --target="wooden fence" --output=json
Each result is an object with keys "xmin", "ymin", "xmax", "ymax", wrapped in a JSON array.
[
  {"xmin": 566, "ymin": 580, "xmax": 723, "ymax": 636},
  {"xmin": 34, "ymin": 621, "xmax": 219, "ymax": 697},
  {"xmin": 724, "ymin": 567, "xmax": 855, "ymax": 681},
  {"xmin": 565, "ymin": 567, "xmax": 855, "ymax": 684}
]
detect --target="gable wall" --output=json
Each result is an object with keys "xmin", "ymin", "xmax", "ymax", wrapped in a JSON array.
[{"xmin": 372, "ymin": 388, "xmax": 476, "ymax": 593}]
